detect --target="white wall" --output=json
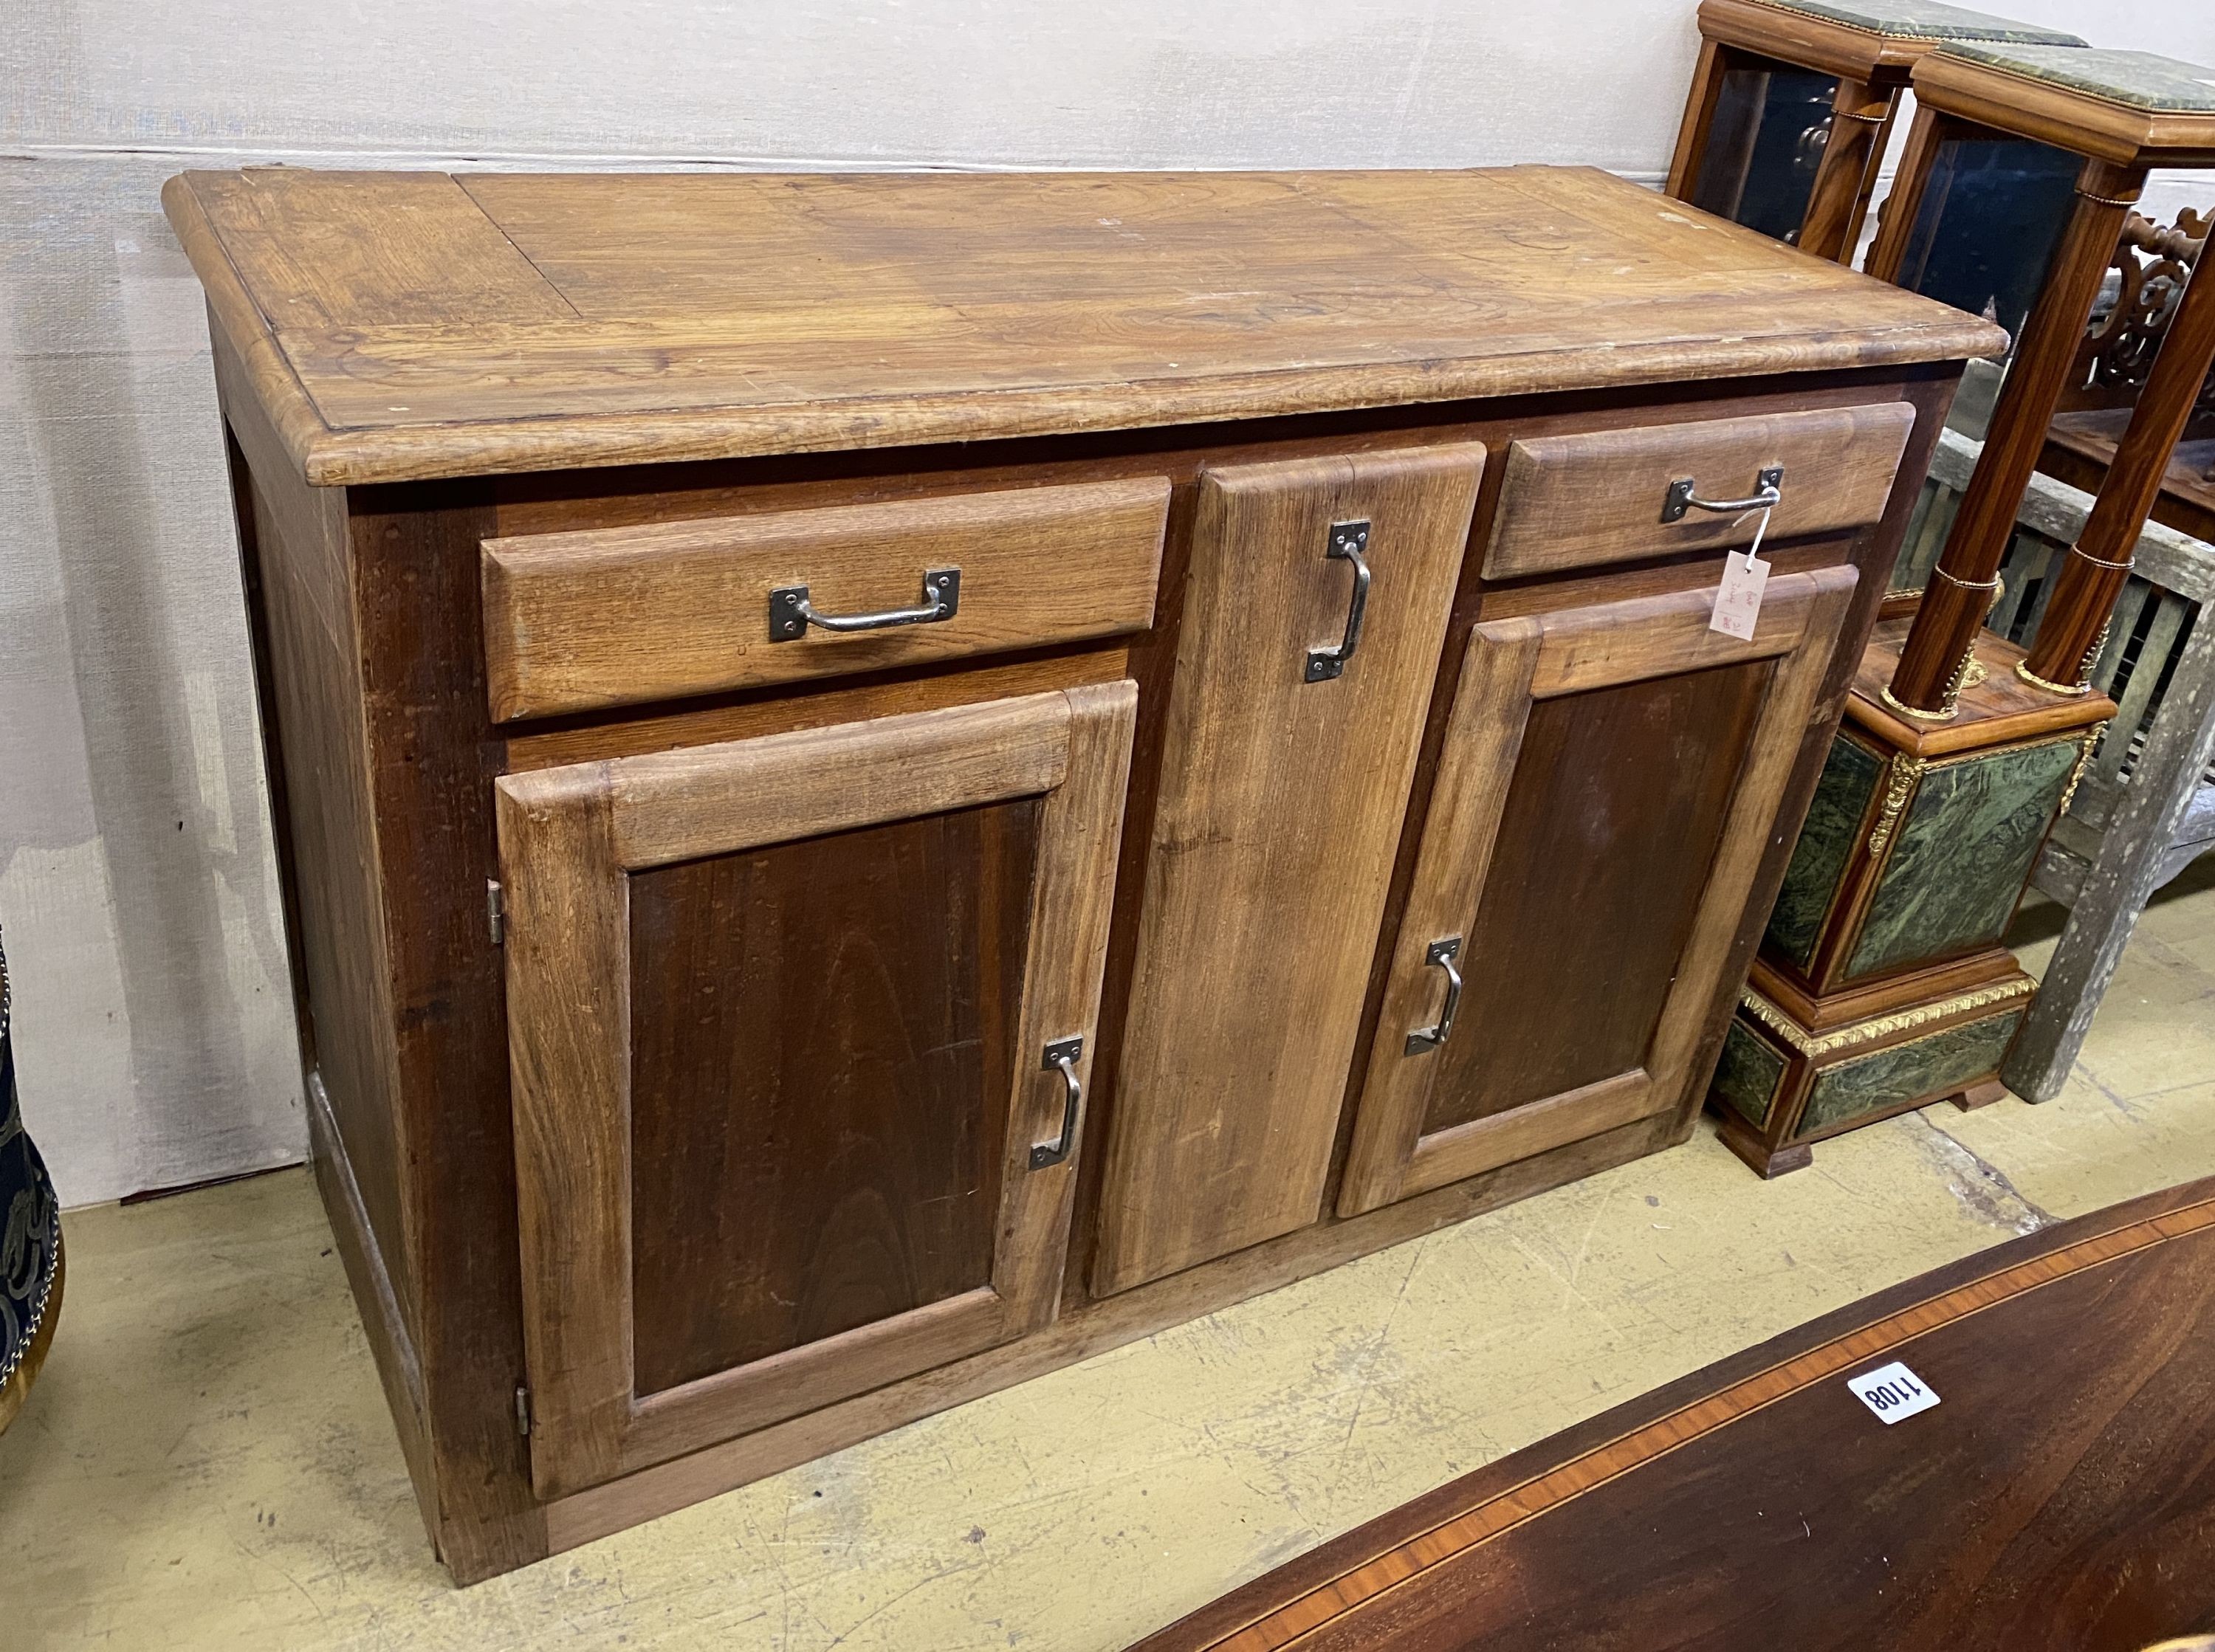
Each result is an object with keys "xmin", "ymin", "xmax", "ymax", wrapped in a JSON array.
[{"xmin": 4, "ymin": 1, "xmax": 2213, "ymax": 1207}]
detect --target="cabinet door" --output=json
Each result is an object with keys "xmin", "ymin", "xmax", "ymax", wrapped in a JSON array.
[
  {"xmin": 1094, "ymin": 443, "xmax": 1485, "ymax": 1295},
  {"xmin": 497, "ymin": 683, "xmax": 1134, "ymax": 1498},
  {"xmin": 1338, "ymin": 567, "xmax": 1858, "ymax": 1216}
]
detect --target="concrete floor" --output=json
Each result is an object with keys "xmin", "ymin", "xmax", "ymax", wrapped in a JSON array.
[{"xmin": 7, "ymin": 860, "xmax": 2215, "ymax": 1652}]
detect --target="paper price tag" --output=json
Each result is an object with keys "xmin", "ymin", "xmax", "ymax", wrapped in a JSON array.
[
  {"xmin": 1847, "ymin": 1360, "xmax": 1940, "ymax": 1425},
  {"xmin": 1709, "ymin": 502, "xmax": 1773, "ymax": 641},
  {"xmin": 1709, "ymin": 549, "xmax": 1768, "ymax": 640}
]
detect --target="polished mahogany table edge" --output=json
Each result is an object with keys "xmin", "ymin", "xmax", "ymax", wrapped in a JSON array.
[{"xmin": 1134, "ymin": 1174, "xmax": 2215, "ymax": 1651}]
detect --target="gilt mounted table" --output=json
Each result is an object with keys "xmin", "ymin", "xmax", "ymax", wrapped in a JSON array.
[{"xmin": 165, "ymin": 165, "xmax": 1997, "ymax": 1579}]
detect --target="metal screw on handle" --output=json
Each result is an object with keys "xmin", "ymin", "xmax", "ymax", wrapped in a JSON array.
[
  {"xmin": 1030, "ymin": 1036, "xmax": 1085, "ymax": 1169},
  {"xmin": 1404, "ymin": 936, "xmax": 1463, "ymax": 1055},
  {"xmin": 1305, "ymin": 520, "xmax": 1373, "ymax": 682},
  {"xmin": 1660, "ymin": 466, "xmax": 1785, "ymax": 523},
  {"xmin": 768, "ymin": 567, "xmax": 962, "ymax": 640}
]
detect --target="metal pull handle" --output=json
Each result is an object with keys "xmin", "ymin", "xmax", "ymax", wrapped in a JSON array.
[
  {"xmin": 1403, "ymin": 937, "xmax": 1463, "ymax": 1055},
  {"xmin": 1305, "ymin": 520, "xmax": 1372, "ymax": 682},
  {"xmin": 1030, "ymin": 1036, "xmax": 1084, "ymax": 1169},
  {"xmin": 1661, "ymin": 466, "xmax": 1785, "ymax": 523},
  {"xmin": 769, "ymin": 567, "xmax": 961, "ymax": 640}
]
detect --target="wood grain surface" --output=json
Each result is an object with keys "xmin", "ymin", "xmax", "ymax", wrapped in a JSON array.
[
  {"xmin": 625, "ymin": 800, "xmax": 1038, "ymax": 1394},
  {"xmin": 163, "ymin": 167, "xmax": 2002, "ymax": 484},
  {"xmin": 1338, "ymin": 568, "xmax": 1856, "ymax": 1215},
  {"xmin": 1911, "ymin": 48, "xmax": 2215, "ymax": 168},
  {"xmin": 1482, "ymin": 401, "xmax": 1915, "ymax": 578},
  {"xmin": 482, "ymin": 475, "xmax": 1170, "ymax": 719},
  {"xmin": 1141, "ymin": 1177, "xmax": 2215, "ymax": 1651},
  {"xmin": 1093, "ymin": 443, "xmax": 1483, "ymax": 1295},
  {"xmin": 495, "ymin": 684, "xmax": 1134, "ymax": 1496}
]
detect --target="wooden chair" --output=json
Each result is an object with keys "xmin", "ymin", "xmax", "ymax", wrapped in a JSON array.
[{"xmin": 1893, "ymin": 421, "xmax": 2215, "ymax": 1102}]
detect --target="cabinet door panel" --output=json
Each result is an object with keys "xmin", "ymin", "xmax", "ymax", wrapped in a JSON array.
[
  {"xmin": 1093, "ymin": 442, "xmax": 1484, "ymax": 1296},
  {"xmin": 1423, "ymin": 661, "xmax": 1773, "ymax": 1134},
  {"xmin": 1339, "ymin": 568, "xmax": 1858, "ymax": 1216},
  {"xmin": 627, "ymin": 800, "xmax": 1037, "ymax": 1393},
  {"xmin": 499, "ymin": 683, "xmax": 1135, "ymax": 1497}
]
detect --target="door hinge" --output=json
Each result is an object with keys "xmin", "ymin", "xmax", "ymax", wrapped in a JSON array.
[
  {"xmin": 487, "ymin": 880, "xmax": 506, "ymax": 946},
  {"xmin": 515, "ymin": 1383, "xmax": 532, "ymax": 1436}
]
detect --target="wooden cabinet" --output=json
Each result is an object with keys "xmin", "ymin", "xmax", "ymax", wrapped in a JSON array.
[
  {"xmin": 1339, "ymin": 569, "xmax": 1859, "ymax": 1215},
  {"xmin": 170, "ymin": 164, "xmax": 1997, "ymax": 1577},
  {"xmin": 496, "ymin": 685, "xmax": 1134, "ymax": 1495}
]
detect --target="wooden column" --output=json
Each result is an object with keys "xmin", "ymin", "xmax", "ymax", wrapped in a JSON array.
[
  {"xmin": 1798, "ymin": 79, "xmax": 1893, "ymax": 262},
  {"xmin": 1666, "ymin": 38, "xmax": 1731, "ymax": 202},
  {"xmin": 1862, "ymin": 104, "xmax": 1943, "ymax": 285},
  {"xmin": 2020, "ymin": 248, "xmax": 2215, "ymax": 691},
  {"xmin": 1885, "ymin": 159, "xmax": 2146, "ymax": 716}
]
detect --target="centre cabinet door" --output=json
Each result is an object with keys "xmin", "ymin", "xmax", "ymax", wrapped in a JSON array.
[
  {"xmin": 1094, "ymin": 441, "xmax": 1486, "ymax": 1295},
  {"xmin": 495, "ymin": 683, "xmax": 1135, "ymax": 1498},
  {"xmin": 1338, "ymin": 565, "xmax": 1859, "ymax": 1216}
]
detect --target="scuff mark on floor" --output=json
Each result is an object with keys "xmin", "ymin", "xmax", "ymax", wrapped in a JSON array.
[{"xmin": 1906, "ymin": 1109, "xmax": 2056, "ymax": 1233}]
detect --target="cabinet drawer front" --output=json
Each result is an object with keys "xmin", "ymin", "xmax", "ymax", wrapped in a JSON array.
[
  {"xmin": 1338, "ymin": 565, "xmax": 1860, "ymax": 1216},
  {"xmin": 496, "ymin": 684, "xmax": 1135, "ymax": 1497},
  {"xmin": 1482, "ymin": 402, "xmax": 1915, "ymax": 579},
  {"xmin": 1093, "ymin": 441, "xmax": 1486, "ymax": 1297},
  {"xmin": 483, "ymin": 477, "xmax": 1170, "ymax": 720}
]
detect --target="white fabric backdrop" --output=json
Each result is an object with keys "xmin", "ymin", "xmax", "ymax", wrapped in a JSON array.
[{"xmin": 4, "ymin": 0, "xmax": 2212, "ymax": 1205}]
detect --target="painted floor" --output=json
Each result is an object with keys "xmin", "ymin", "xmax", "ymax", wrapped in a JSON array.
[{"xmin": 6, "ymin": 859, "xmax": 2214, "ymax": 1652}]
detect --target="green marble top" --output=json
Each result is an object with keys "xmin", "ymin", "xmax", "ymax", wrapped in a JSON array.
[
  {"xmin": 1937, "ymin": 44, "xmax": 2215, "ymax": 110},
  {"xmin": 1766, "ymin": 0, "xmax": 2084, "ymax": 47}
]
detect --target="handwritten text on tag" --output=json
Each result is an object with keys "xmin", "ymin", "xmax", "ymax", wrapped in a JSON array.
[
  {"xmin": 1710, "ymin": 550, "xmax": 1768, "ymax": 639},
  {"xmin": 1709, "ymin": 503, "xmax": 1774, "ymax": 640}
]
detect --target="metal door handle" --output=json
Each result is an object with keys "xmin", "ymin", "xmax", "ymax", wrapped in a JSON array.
[
  {"xmin": 768, "ymin": 568, "xmax": 961, "ymax": 639},
  {"xmin": 1404, "ymin": 937, "xmax": 1463, "ymax": 1054},
  {"xmin": 1030, "ymin": 1036, "xmax": 1084, "ymax": 1169},
  {"xmin": 1661, "ymin": 467, "xmax": 1784, "ymax": 523},
  {"xmin": 1305, "ymin": 520, "xmax": 1372, "ymax": 682}
]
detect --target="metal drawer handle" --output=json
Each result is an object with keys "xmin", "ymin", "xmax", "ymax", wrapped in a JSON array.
[
  {"xmin": 1661, "ymin": 466, "xmax": 1785, "ymax": 523},
  {"xmin": 1305, "ymin": 520, "xmax": 1372, "ymax": 682},
  {"xmin": 1403, "ymin": 936, "xmax": 1463, "ymax": 1055},
  {"xmin": 768, "ymin": 567, "xmax": 961, "ymax": 640},
  {"xmin": 1030, "ymin": 1036, "xmax": 1084, "ymax": 1169}
]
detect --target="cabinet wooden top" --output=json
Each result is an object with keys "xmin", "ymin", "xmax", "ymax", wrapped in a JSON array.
[{"xmin": 165, "ymin": 165, "xmax": 2005, "ymax": 486}]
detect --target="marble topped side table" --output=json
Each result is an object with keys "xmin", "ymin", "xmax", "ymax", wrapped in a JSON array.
[
  {"xmin": 1711, "ymin": 46, "xmax": 2215, "ymax": 1174},
  {"xmin": 1666, "ymin": 0, "xmax": 2083, "ymax": 263}
]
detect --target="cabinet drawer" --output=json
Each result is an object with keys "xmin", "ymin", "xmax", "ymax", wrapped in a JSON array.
[
  {"xmin": 1481, "ymin": 402, "xmax": 1915, "ymax": 580},
  {"xmin": 482, "ymin": 477, "xmax": 1171, "ymax": 720}
]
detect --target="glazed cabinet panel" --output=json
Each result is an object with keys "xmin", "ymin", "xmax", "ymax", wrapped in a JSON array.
[
  {"xmin": 495, "ymin": 684, "xmax": 1136, "ymax": 1497},
  {"xmin": 1094, "ymin": 442, "xmax": 1486, "ymax": 1295},
  {"xmin": 1338, "ymin": 566, "xmax": 1860, "ymax": 1216}
]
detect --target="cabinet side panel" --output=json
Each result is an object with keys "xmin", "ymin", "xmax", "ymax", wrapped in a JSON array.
[
  {"xmin": 1093, "ymin": 443, "xmax": 1482, "ymax": 1295},
  {"xmin": 628, "ymin": 800, "xmax": 1039, "ymax": 1393},
  {"xmin": 216, "ymin": 336, "xmax": 414, "ymax": 1342},
  {"xmin": 346, "ymin": 478, "xmax": 549, "ymax": 1580}
]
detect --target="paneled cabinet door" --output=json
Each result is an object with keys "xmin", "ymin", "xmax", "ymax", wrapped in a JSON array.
[
  {"xmin": 1338, "ymin": 567, "xmax": 1859, "ymax": 1216},
  {"xmin": 495, "ymin": 683, "xmax": 1136, "ymax": 1498}
]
